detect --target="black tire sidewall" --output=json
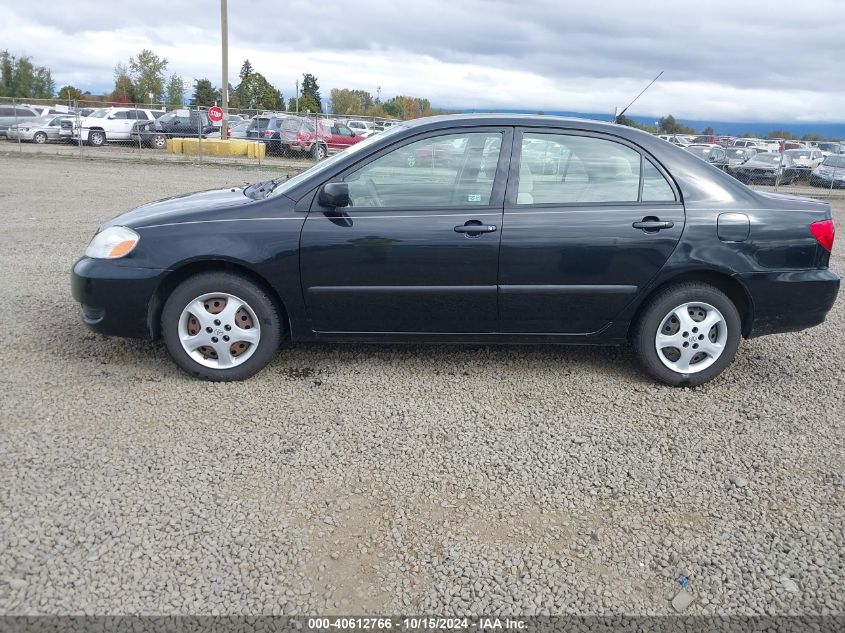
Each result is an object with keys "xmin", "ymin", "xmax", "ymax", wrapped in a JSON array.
[
  {"xmin": 89, "ymin": 131, "xmax": 105, "ymax": 146},
  {"xmin": 633, "ymin": 282, "xmax": 741, "ymax": 387},
  {"xmin": 34, "ymin": 132, "xmax": 47, "ymax": 144},
  {"xmin": 161, "ymin": 272, "xmax": 282, "ymax": 381},
  {"xmin": 152, "ymin": 134, "xmax": 166, "ymax": 149}
]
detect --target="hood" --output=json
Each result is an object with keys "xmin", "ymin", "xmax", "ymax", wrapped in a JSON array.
[{"xmin": 103, "ymin": 187, "xmax": 256, "ymax": 230}]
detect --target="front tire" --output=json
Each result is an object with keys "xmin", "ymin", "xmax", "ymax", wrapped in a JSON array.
[
  {"xmin": 161, "ymin": 272, "xmax": 282, "ymax": 381},
  {"xmin": 88, "ymin": 130, "xmax": 106, "ymax": 147},
  {"xmin": 33, "ymin": 131, "xmax": 48, "ymax": 144},
  {"xmin": 311, "ymin": 143, "xmax": 327, "ymax": 160},
  {"xmin": 632, "ymin": 282, "xmax": 741, "ymax": 387},
  {"xmin": 150, "ymin": 134, "xmax": 167, "ymax": 150}
]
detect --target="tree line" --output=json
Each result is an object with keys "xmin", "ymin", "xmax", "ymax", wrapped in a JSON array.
[
  {"xmin": 1, "ymin": 48, "xmax": 837, "ymax": 136},
  {"xmin": 616, "ymin": 113, "xmax": 830, "ymax": 142},
  {"xmin": 1, "ymin": 48, "xmax": 446, "ymax": 121}
]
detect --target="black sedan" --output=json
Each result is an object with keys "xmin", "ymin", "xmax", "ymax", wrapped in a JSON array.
[
  {"xmin": 132, "ymin": 110, "xmax": 217, "ymax": 149},
  {"xmin": 71, "ymin": 114, "xmax": 839, "ymax": 386},
  {"xmin": 733, "ymin": 152, "xmax": 799, "ymax": 185}
]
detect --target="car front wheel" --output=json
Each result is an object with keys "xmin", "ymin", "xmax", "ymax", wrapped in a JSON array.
[
  {"xmin": 632, "ymin": 282, "xmax": 741, "ymax": 387},
  {"xmin": 33, "ymin": 131, "xmax": 48, "ymax": 144},
  {"xmin": 150, "ymin": 134, "xmax": 167, "ymax": 149},
  {"xmin": 88, "ymin": 130, "xmax": 106, "ymax": 147},
  {"xmin": 161, "ymin": 272, "xmax": 282, "ymax": 381}
]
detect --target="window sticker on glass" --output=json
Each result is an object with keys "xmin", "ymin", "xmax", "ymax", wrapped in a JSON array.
[{"xmin": 468, "ymin": 194, "xmax": 481, "ymax": 202}]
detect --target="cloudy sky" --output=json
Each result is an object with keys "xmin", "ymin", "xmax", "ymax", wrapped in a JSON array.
[{"xmin": 2, "ymin": 0, "xmax": 843, "ymax": 122}]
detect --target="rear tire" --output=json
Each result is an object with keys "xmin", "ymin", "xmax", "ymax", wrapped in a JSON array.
[
  {"xmin": 161, "ymin": 272, "xmax": 282, "ymax": 381},
  {"xmin": 311, "ymin": 143, "xmax": 327, "ymax": 160},
  {"xmin": 632, "ymin": 282, "xmax": 741, "ymax": 387}
]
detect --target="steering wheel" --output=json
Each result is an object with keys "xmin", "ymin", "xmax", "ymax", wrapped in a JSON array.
[{"xmin": 365, "ymin": 178, "xmax": 384, "ymax": 208}]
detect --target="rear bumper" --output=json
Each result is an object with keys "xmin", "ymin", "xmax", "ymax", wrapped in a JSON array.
[
  {"xmin": 739, "ymin": 269, "xmax": 840, "ymax": 337},
  {"xmin": 71, "ymin": 257, "xmax": 168, "ymax": 339}
]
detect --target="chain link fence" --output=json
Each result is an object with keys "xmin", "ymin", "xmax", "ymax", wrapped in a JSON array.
[
  {"xmin": 0, "ymin": 95, "xmax": 400, "ymax": 167},
  {"xmin": 2, "ymin": 95, "xmax": 843, "ymax": 198}
]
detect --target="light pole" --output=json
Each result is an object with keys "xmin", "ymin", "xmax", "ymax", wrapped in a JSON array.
[{"xmin": 220, "ymin": 0, "xmax": 229, "ymax": 140}]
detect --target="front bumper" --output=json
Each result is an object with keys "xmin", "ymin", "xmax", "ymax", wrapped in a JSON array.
[
  {"xmin": 739, "ymin": 269, "xmax": 840, "ymax": 337},
  {"xmin": 71, "ymin": 257, "xmax": 168, "ymax": 339}
]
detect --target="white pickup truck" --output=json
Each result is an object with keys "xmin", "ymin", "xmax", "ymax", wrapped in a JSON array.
[{"xmin": 71, "ymin": 107, "xmax": 165, "ymax": 146}]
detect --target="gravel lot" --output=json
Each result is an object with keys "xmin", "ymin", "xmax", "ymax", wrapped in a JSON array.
[{"xmin": 0, "ymin": 154, "xmax": 843, "ymax": 617}]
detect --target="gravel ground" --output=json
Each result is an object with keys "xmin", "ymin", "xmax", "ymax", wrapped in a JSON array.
[{"xmin": 0, "ymin": 155, "xmax": 843, "ymax": 616}]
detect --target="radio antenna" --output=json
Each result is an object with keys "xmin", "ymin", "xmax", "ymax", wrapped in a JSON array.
[{"xmin": 615, "ymin": 70, "xmax": 664, "ymax": 122}]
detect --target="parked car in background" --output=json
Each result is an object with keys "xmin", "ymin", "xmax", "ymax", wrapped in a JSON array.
[
  {"xmin": 0, "ymin": 105, "xmax": 38, "ymax": 137},
  {"xmin": 724, "ymin": 147, "xmax": 756, "ymax": 174},
  {"xmin": 5, "ymin": 115, "xmax": 67, "ymax": 143},
  {"xmin": 784, "ymin": 148, "xmax": 825, "ymax": 179},
  {"xmin": 246, "ymin": 115, "xmax": 290, "ymax": 154},
  {"xmin": 733, "ymin": 152, "xmax": 798, "ymax": 184},
  {"xmin": 810, "ymin": 155, "xmax": 845, "ymax": 188},
  {"xmin": 783, "ymin": 141, "xmax": 809, "ymax": 151},
  {"xmin": 346, "ymin": 120, "xmax": 375, "ymax": 137},
  {"xmin": 686, "ymin": 144, "xmax": 728, "ymax": 170},
  {"xmin": 274, "ymin": 117, "xmax": 364, "ymax": 159},
  {"xmin": 71, "ymin": 114, "xmax": 839, "ymax": 387},
  {"xmin": 817, "ymin": 142, "xmax": 845, "ymax": 156},
  {"xmin": 72, "ymin": 107, "xmax": 166, "ymax": 146},
  {"xmin": 228, "ymin": 120, "xmax": 252, "ymax": 139},
  {"xmin": 132, "ymin": 110, "xmax": 216, "ymax": 149}
]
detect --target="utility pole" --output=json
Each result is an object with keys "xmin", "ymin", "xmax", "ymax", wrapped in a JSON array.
[
  {"xmin": 295, "ymin": 79, "xmax": 300, "ymax": 114},
  {"xmin": 220, "ymin": 0, "xmax": 229, "ymax": 140}
]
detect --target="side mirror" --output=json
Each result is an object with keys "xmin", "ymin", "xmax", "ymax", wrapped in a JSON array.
[{"xmin": 319, "ymin": 182, "xmax": 350, "ymax": 208}]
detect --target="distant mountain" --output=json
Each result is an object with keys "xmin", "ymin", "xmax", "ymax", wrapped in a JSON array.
[{"xmin": 456, "ymin": 107, "xmax": 845, "ymax": 140}]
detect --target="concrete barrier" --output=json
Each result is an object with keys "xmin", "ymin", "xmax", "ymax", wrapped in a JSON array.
[{"xmin": 165, "ymin": 138, "xmax": 265, "ymax": 159}]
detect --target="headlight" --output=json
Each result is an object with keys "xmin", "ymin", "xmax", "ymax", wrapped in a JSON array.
[{"xmin": 84, "ymin": 226, "xmax": 140, "ymax": 259}]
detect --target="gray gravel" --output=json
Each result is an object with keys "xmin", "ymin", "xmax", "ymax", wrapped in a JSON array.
[{"xmin": 0, "ymin": 154, "xmax": 843, "ymax": 616}]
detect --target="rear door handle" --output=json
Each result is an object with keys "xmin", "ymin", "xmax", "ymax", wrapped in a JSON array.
[
  {"xmin": 632, "ymin": 220, "xmax": 674, "ymax": 231},
  {"xmin": 454, "ymin": 224, "xmax": 498, "ymax": 234}
]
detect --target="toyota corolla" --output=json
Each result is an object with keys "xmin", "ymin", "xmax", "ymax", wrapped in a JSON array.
[{"xmin": 72, "ymin": 115, "xmax": 839, "ymax": 386}]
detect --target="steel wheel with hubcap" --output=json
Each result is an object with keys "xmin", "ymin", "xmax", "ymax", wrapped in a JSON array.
[
  {"xmin": 161, "ymin": 272, "xmax": 282, "ymax": 381},
  {"xmin": 178, "ymin": 292, "xmax": 261, "ymax": 369},
  {"xmin": 632, "ymin": 281, "xmax": 741, "ymax": 387},
  {"xmin": 654, "ymin": 302, "xmax": 727, "ymax": 374},
  {"xmin": 151, "ymin": 134, "xmax": 167, "ymax": 150}
]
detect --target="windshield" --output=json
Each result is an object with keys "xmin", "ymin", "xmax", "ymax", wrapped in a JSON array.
[
  {"xmin": 753, "ymin": 154, "xmax": 784, "ymax": 164},
  {"xmin": 726, "ymin": 149, "xmax": 751, "ymax": 159},
  {"xmin": 823, "ymin": 156, "xmax": 845, "ymax": 168},
  {"xmin": 88, "ymin": 109, "xmax": 108, "ymax": 118},
  {"xmin": 268, "ymin": 124, "xmax": 407, "ymax": 197}
]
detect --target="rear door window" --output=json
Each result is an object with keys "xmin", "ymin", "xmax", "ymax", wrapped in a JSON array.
[{"xmin": 516, "ymin": 132, "xmax": 676, "ymax": 205}]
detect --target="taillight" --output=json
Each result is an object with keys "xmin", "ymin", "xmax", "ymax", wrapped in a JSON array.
[
  {"xmin": 263, "ymin": 129, "xmax": 273, "ymax": 137},
  {"xmin": 227, "ymin": 127, "xmax": 231, "ymax": 137},
  {"xmin": 810, "ymin": 219, "xmax": 835, "ymax": 251}
]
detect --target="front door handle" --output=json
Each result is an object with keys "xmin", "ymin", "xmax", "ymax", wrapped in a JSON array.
[
  {"xmin": 632, "ymin": 218, "xmax": 674, "ymax": 231},
  {"xmin": 454, "ymin": 222, "xmax": 497, "ymax": 235}
]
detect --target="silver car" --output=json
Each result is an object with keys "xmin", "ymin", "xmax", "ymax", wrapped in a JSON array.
[
  {"xmin": 0, "ymin": 104, "xmax": 38, "ymax": 137},
  {"xmin": 5, "ymin": 115, "xmax": 68, "ymax": 143}
]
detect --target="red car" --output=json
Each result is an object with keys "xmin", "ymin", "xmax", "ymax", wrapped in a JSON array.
[{"xmin": 281, "ymin": 117, "xmax": 364, "ymax": 160}]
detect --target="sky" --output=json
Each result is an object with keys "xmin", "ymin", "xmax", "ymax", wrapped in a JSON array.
[{"xmin": 1, "ymin": 0, "xmax": 843, "ymax": 123}]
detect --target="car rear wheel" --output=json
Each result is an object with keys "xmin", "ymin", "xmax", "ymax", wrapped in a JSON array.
[
  {"xmin": 161, "ymin": 272, "xmax": 282, "ymax": 381},
  {"xmin": 311, "ymin": 143, "xmax": 327, "ymax": 160},
  {"xmin": 33, "ymin": 131, "xmax": 48, "ymax": 144},
  {"xmin": 150, "ymin": 134, "xmax": 167, "ymax": 150},
  {"xmin": 88, "ymin": 130, "xmax": 106, "ymax": 147},
  {"xmin": 632, "ymin": 282, "xmax": 741, "ymax": 387}
]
